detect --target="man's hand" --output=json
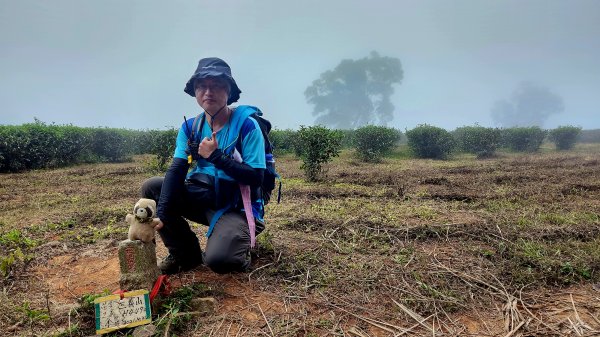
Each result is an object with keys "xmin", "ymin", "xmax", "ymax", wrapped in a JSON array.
[
  {"xmin": 154, "ymin": 219, "xmax": 164, "ymax": 230},
  {"xmin": 199, "ymin": 132, "xmax": 218, "ymax": 158}
]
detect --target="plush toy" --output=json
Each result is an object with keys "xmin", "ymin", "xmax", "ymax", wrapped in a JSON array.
[{"xmin": 126, "ymin": 198, "xmax": 161, "ymax": 243}]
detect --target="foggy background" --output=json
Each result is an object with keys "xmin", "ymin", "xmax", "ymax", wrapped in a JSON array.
[{"xmin": 1, "ymin": 0, "xmax": 599, "ymax": 130}]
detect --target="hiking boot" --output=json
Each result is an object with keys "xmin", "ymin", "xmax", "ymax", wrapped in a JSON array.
[
  {"xmin": 158, "ymin": 254, "xmax": 203, "ymax": 275},
  {"xmin": 241, "ymin": 249, "xmax": 252, "ymax": 272}
]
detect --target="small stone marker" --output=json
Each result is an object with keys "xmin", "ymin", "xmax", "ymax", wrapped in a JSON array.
[
  {"xmin": 190, "ymin": 297, "xmax": 216, "ymax": 315},
  {"xmin": 132, "ymin": 323, "xmax": 156, "ymax": 337},
  {"xmin": 118, "ymin": 240, "xmax": 160, "ymax": 291},
  {"xmin": 94, "ymin": 290, "xmax": 151, "ymax": 334}
]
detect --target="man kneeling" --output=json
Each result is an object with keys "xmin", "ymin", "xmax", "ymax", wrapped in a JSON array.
[{"xmin": 141, "ymin": 57, "xmax": 266, "ymax": 274}]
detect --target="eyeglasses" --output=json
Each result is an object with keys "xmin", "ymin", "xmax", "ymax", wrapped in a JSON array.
[{"xmin": 195, "ymin": 81, "xmax": 229, "ymax": 92}]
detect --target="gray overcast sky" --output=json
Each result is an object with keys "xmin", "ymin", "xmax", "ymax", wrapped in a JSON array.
[{"xmin": 1, "ymin": 0, "xmax": 599, "ymax": 130}]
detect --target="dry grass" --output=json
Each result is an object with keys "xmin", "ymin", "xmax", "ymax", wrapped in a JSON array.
[{"xmin": 1, "ymin": 147, "xmax": 600, "ymax": 336}]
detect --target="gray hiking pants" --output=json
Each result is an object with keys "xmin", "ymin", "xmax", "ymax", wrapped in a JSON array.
[{"xmin": 141, "ymin": 176, "xmax": 264, "ymax": 274}]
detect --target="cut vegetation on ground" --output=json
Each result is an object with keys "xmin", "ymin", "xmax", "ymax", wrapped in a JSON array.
[{"xmin": 1, "ymin": 146, "xmax": 600, "ymax": 336}]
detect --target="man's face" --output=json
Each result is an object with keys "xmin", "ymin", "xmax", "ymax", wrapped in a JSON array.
[{"xmin": 194, "ymin": 77, "xmax": 230, "ymax": 112}]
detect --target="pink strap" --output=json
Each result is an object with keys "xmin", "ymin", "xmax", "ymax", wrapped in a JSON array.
[{"xmin": 239, "ymin": 184, "xmax": 256, "ymax": 248}]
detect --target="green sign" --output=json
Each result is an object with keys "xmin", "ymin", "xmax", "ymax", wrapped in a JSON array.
[{"xmin": 94, "ymin": 290, "xmax": 151, "ymax": 334}]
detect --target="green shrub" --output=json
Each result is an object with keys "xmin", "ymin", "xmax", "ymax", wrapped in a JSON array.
[
  {"xmin": 0, "ymin": 123, "xmax": 164, "ymax": 172},
  {"xmin": 0, "ymin": 229, "xmax": 36, "ymax": 279},
  {"xmin": 338, "ymin": 129, "xmax": 356, "ymax": 149},
  {"xmin": 549, "ymin": 126, "xmax": 582, "ymax": 150},
  {"xmin": 87, "ymin": 128, "xmax": 134, "ymax": 162},
  {"xmin": 129, "ymin": 130, "xmax": 153, "ymax": 155},
  {"xmin": 501, "ymin": 127, "xmax": 547, "ymax": 152},
  {"xmin": 144, "ymin": 129, "xmax": 178, "ymax": 170},
  {"xmin": 0, "ymin": 121, "xmax": 92, "ymax": 171},
  {"xmin": 270, "ymin": 129, "xmax": 297, "ymax": 154},
  {"xmin": 296, "ymin": 125, "xmax": 343, "ymax": 181},
  {"xmin": 0, "ymin": 125, "xmax": 29, "ymax": 172},
  {"xmin": 20, "ymin": 122, "xmax": 61, "ymax": 169},
  {"xmin": 406, "ymin": 124, "xmax": 454, "ymax": 159},
  {"xmin": 353, "ymin": 125, "xmax": 401, "ymax": 162},
  {"xmin": 453, "ymin": 125, "xmax": 501, "ymax": 158},
  {"xmin": 53, "ymin": 125, "xmax": 89, "ymax": 166}
]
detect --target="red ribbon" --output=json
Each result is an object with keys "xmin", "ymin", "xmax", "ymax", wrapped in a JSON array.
[{"xmin": 150, "ymin": 275, "xmax": 171, "ymax": 303}]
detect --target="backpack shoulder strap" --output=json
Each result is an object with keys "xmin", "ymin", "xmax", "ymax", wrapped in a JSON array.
[
  {"xmin": 191, "ymin": 112, "xmax": 205, "ymax": 142},
  {"xmin": 222, "ymin": 105, "xmax": 260, "ymax": 154},
  {"xmin": 250, "ymin": 112, "xmax": 273, "ymax": 154}
]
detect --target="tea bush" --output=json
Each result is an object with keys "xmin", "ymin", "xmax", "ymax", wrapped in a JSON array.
[
  {"xmin": 549, "ymin": 125, "xmax": 581, "ymax": 150},
  {"xmin": 406, "ymin": 124, "xmax": 454, "ymax": 159},
  {"xmin": 453, "ymin": 125, "xmax": 501, "ymax": 158},
  {"xmin": 0, "ymin": 121, "xmax": 94, "ymax": 171},
  {"xmin": 87, "ymin": 128, "xmax": 135, "ymax": 162},
  {"xmin": 338, "ymin": 129, "xmax": 356, "ymax": 149},
  {"xmin": 0, "ymin": 122, "xmax": 142, "ymax": 172},
  {"xmin": 19, "ymin": 122, "xmax": 61, "ymax": 169},
  {"xmin": 270, "ymin": 129, "xmax": 297, "ymax": 154},
  {"xmin": 353, "ymin": 125, "xmax": 401, "ymax": 162},
  {"xmin": 0, "ymin": 125, "xmax": 29, "ymax": 172},
  {"xmin": 53, "ymin": 125, "xmax": 90, "ymax": 165},
  {"xmin": 501, "ymin": 127, "xmax": 547, "ymax": 152},
  {"xmin": 296, "ymin": 125, "xmax": 343, "ymax": 181},
  {"xmin": 129, "ymin": 130, "xmax": 152, "ymax": 155},
  {"xmin": 144, "ymin": 129, "xmax": 178, "ymax": 170}
]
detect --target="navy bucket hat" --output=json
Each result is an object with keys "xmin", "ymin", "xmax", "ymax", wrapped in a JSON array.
[{"xmin": 184, "ymin": 57, "xmax": 242, "ymax": 105}]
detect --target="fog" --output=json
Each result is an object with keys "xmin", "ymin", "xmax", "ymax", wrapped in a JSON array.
[{"xmin": 1, "ymin": 0, "xmax": 599, "ymax": 130}]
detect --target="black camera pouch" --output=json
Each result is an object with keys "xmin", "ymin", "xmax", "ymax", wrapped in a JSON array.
[
  {"xmin": 185, "ymin": 173, "xmax": 217, "ymax": 208},
  {"xmin": 184, "ymin": 172, "xmax": 238, "ymax": 209}
]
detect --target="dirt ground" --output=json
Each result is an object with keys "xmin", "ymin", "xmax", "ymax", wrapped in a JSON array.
[{"xmin": 1, "ymin": 147, "xmax": 600, "ymax": 336}]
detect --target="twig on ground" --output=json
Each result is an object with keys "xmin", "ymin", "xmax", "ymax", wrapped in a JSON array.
[
  {"xmin": 225, "ymin": 320, "xmax": 233, "ymax": 336},
  {"xmin": 403, "ymin": 254, "xmax": 414, "ymax": 268},
  {"xmin": 396, "ymin": 319, "xmax": 433, "ymax": 336},
  {"xmin": 518, "ymin": 288, "xmax": 559, "ymax": 333},
  {"xmin": 257, "ymin": 303, "xmax": 275, "ymax": 337},
  {"xmin": 163, "ymin": 318, "xmax": 172, "ymax": 337},
  {"xmin": 45, "ymin": 286, "xmax": 52, "ymax": 323},
  {"xmin": 248, "ymin": 263, "xmax": 274, "ymax": 282},
  {"xmin": 495, "ymin": 223, "xmax": 505, "ymax": 240},
  {"xmin": 570, "ymin": 293, "xmax": 593, "ymax": 332},
  {"xmin": 6, "ymin": 320, "xmax": 24, "ymax": 332},
  {"xmin": 327, "ymin": 301, "xmax": 405, "ymax": 334},
  {"xmin": 503, "ymin": 298, "xmax": 520, "ymax": 332},
  {"xmin": 234, "ymin": 324, "xmax": 244, "ymax": 337},
  {"xmin": 65, "ymin": 273, "xmax": 78, "ymax": 301},
  {"xmin": 173, "ymin": 311, "xmax": 209, "ymax": 317},
  {"xmin": 304, "ymin": 268, "xmax": 311, "ymax": 289},
  {"xmin": 439, "ymin": 304, "xmax": 462, "ymax": 334},
  {"xmin": 326, "ymin": 235, "xmax": 342, "ymax": 251},
  {"xmin": 589, "ymin": 312, "xmax": 600, "ymax": 326},
  {"xmin": 392, "ymin": 298, "xmax": 433, "ymax": 333},
  {"xmin": 434, "ymin": 259, "xmax": 505, "ymax": 299},
  {"xmin": 347, "ymin": 326, "xmax": 369, "ymax": 337},
  {"xmin": 209, "ymin": 317, "xmax": 225, "ymax": 337},
  {"xmin": 503, "ymin": 318, "xmax": 530, "ymax": 337},
  {"xmin": 326, "ymin": 291, "xmax": 414, "ymax": 325},
  {"xmin": 567, "ymin": 317, "xmax": 583, "ymax": 336}
]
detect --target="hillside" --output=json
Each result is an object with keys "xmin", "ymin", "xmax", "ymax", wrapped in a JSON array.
[{"xmin": 1, "ymin": 147, "xmax": 600, "ymax": 336}]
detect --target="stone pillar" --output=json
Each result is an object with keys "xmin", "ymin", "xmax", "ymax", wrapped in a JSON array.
[{"xmin": 118, "ymin": 240, "xmax": 160, "ymax": 292}]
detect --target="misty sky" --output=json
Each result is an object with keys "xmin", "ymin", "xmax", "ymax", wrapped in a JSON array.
[{"xmin": 1, "ymin": 0, "xmax": 599, "ymax": 130}]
